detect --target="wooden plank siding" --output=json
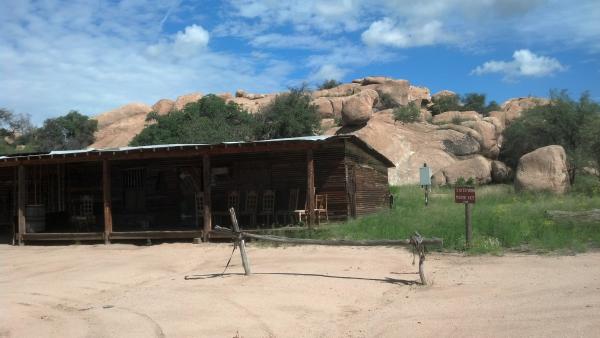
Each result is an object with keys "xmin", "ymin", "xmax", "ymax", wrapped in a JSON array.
[{"xmin": 344, "ymin": 140, "xmax": 390, "ymax": 217}]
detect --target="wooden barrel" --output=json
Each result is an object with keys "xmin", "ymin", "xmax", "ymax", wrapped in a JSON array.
[{"xmin": 26, "ymin": 204, "xmax": 46, "ymax": 233}]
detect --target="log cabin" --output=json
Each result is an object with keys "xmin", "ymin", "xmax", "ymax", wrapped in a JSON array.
[{"xmin": 0, "ymin": 135, "xmax": 394, "ymax": 244}]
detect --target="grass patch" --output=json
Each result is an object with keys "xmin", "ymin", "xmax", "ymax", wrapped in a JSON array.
[{"xmin": 299, "ymin": 182, "xmax": 600, "ymax": 254}]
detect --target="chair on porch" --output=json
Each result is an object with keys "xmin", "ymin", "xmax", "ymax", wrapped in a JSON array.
[
  {"xmin": 276, "ymin": 188, "xmax": 299, "ymax": 225},
  {"xmin": 258, "ymin": 190, "xmax": 276, "ymax": 227},
  {"xmin": 240, "ymin": 191, "xmax": 258, "ymax": 227},
  {"xmin": 315, "ymin": 194, "xmax": 329, "ymax": 224},
  {"xmin": 71, "ymin": 195, "xmax": 96, "ymax": 232}
]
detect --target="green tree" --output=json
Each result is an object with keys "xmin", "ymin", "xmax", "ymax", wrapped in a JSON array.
[
  {"xmin": 461, "ymin": 93, "xmax": 486, "ymax": 112},
  {"xmin": 430, "ymin": 95, "xmax": 461, "ymax": 115},
  {"xmin": 34, "ymin": 110, "xmax": 98, "ymax": 151},
  {"xmin": 130, "ymin": 94, "xmax": 256, "ymax": 146},
  {"xmin": 500, "ymin": 91, "xmax": 600, "ymax": 170},
  {"xmin": 318, "ymin": 79, "xmax": 342, "ymax": 90},
  {"xmin": 254, "ymin": 86, "xmax": 320, "ymax": 140}
]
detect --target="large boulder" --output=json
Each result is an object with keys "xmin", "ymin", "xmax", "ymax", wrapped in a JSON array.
[
  {"xmin": 461, "ymin": 120, "xmax": 499, "ymax": 159},
  {"xmin": 312, "ymin": 83, "xmax": 360, "ymax": 98},
  {"xmin": 174, "ymin": 92, "xmax": 203, "ymax": 111},
  {"xmin": 409, "ymin": 86, "xmax": 431, "ymax": 107},
  {"xmin": 491, "ymin": 160, "xmax": 512, "ymax": 183},
  {"xmin": 500, "ymin": 97, "xmax": 548, "ymax": 125},
  {"xmin": 341, "ymin": 89, "xmax": 378, "ymax": 126},
  {"xmin": 515, "ymin": 145, "xmax": 570, "ymax": 193},
  {"xmin": 313, "ymin": 97, "xmax": 334, "ymax": 118},
  {"xmin": 441, "ymin": 130, "xmax": 481, "ymax": 156},
  {"xmin": 91, "ymin": 103, "xmax": 153, "ymax": 148},
  {"xmin": 151, "ymin": 99, "xmax": 175, "ymax": 115},
  {"xmin": 432, "ymin": 155, "xmax": 492, "ymax": 186},
  {"xmin": 363, "ymin": 79, "xmax": 410, "ymax": 106},
  {"xmin": 431, "ymin": 111, "xmax": 482, "ymax": 124},
  {"xmin": 431, "ymin": 90, "xmax": 457, "ymax": 101}
]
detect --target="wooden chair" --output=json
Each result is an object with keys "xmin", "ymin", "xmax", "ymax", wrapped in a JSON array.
[
  {"xmin": 71, "ymin": 195, "xmax": 96, "ymax": 232},
  {"xmin": 240, "ymin": 191, "xmax": 258, "ymax": 227},
  {"xmin": 258, "ymin": 190, "xmax": 276, "ymax": 227},
  {"xmin": 277, "ymin": 188, "xmax": 299, "ymax": 225},
  {"xmin": 315, "ymin": 194, "xmax": 329, "ymax": 224}
]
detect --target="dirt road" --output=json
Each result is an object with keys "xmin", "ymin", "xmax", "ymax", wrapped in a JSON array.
[{"xmin": 1, "ymin": 243, "xmax": 599, "ymax": 337}]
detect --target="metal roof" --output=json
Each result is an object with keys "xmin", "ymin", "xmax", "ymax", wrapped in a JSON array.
[{"xmin": 0, "ymin": 135, "xmax": 395, "ymax": 167}]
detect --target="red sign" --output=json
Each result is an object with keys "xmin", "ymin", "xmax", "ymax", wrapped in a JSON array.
[{"xmin": 455, "ymin": 187, "xmax": 476, "ymax": 204}]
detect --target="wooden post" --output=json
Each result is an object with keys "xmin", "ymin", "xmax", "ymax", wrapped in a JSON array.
[
  {"xmin": 306, "ymin": 149, "xmax": 315, "ymax": 228},
  {"xmin": 465, "ymin": 202, "xmax": 472, "ymax": 248},
  {"xmin": 203, "ymin": 154, "xmax": 212, "ymax": 242},
  {"xmin": 229, "ymin": 207, "xmax": 251, "ymax": 275},
  {"xmin": 17, "ymin": 165, "xmax": 26, "ymax": 246},
  {"xmin": 102, "ymin": 160, "xmax": 113, "ymax": 244}
]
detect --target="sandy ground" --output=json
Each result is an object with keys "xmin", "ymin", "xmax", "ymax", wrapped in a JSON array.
[{"xmin": 1, "ymin": 243, "xmax": 599, "ymax": 338}]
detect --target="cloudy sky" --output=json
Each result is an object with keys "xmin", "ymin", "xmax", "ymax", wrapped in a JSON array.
[{"xmin": 1, "ymin": 0, "xmax": 599, "ymax": 123}]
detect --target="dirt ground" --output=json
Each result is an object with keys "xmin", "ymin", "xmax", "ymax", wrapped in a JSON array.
[{"xmin": 1, "ymin": 243, "xmax": 599, "ymax": 338}]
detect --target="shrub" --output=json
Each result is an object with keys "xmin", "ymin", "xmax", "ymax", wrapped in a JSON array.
[
  {"xmin": 393, "ymin": 102, "xmax": 420, "ymax": 123},
  {"xmin": 430, "ymin": 95, "xmax": 461, "ymax": 115},
  {"xmin": 378, "ymin": 91, "xmax": 400, "ymax": 109},
  {"xmin": 253, "ymin": 86, "xmax": 320, "ymax": 140},
  {"xmin": 318, "ymin": 79, "xmax": 342, "ymax": 90}
]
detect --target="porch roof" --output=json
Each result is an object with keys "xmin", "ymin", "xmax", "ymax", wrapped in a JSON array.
[{"xmin": 0, "ymin": 135, "xmax": 395, "ymax": 167}]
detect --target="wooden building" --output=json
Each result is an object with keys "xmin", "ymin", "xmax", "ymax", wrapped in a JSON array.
[{"xmin": 0, "ymin": 135, "xmax": 394, "ymax": 244}]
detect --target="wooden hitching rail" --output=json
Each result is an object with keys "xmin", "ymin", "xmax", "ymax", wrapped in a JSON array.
[{"xmin": 218, "ymin": 207, "xmax": 443, "ymax": 285}]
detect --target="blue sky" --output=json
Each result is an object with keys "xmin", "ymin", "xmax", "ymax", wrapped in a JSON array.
[{"xmin": 1, "ymin": 0, "xmax": 599, "ymax": 123}]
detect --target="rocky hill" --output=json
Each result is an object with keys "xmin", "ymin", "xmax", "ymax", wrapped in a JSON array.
[{"xmin": 90, "ymin": 76, "xmax": 547, "ymax": 185}]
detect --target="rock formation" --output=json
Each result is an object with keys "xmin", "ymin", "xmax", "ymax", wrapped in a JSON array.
[{"xmin": 514, "ymin": 145, "xmax": 570, "ymax": 193}]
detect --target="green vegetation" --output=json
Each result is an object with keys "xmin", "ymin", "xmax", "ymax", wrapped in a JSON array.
[
  {"xmin": 131, "ymin": 88, "xmax": 321, "ymax": 146},
  {"xmin": 0, "ymin": 108, "xmax": 96, "ymax": 154},
  {"xmin": 34, "ymin": 110, "xmax": 98, "ymax": 151},
  {"xmin": 377, "ymin": 91, "xmax": 399, "ymax": 109},
  {"xmin": 318, "ymin": 79, "xmax": 342, "ymax": 90},
  {"xmin": 430, "ymin": 92, "xmax": 502, "ymax": 116},
  {"xmin": 500, "ymin": 91, "xmax": 600, "ymax": 171},
  {"xmin": 254, "ymin": 87, "xmax": 320, "ymax": 140},
  {"xmin": 393, "ymin": 102, "xmax": 420, "ymax": 123},
  {"xmin": 296, "ymin": 183, "xmax": 600, "ymax": 254},
  {"xmin": 131, "ymin": 94, "xmax": 255, "ymax": 146}
]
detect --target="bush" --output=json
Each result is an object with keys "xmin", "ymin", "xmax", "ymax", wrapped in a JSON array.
[
  {"xmin": 34, "ymin": 110, "xmax": 97, "ymax": 151},
  {"xmin": 500, "ymin": 90, "xmax": 600, "ymax": 170},
  {"xmin": 430, "ymin": 95, "xmax": 461, "ymax": 115},
  {"xmin": 131, "ymin": 95, "xmax": 256, "ymax": 146},
  {"xmin": 253, "ymin": 86, "xmax": 320, "ymax": 140},
  {"xmin": 393, "ymin": 102, "xmax": 420, "ymax": 123},
  {"xmin": 377, "ymin": 91, "xmax": 399, "ymax": 109},
  {"xmin": 318, "ymin": 79, "xmax": 342, "ymax": 90}
]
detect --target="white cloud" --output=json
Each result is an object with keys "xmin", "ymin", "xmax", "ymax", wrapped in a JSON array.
[
  {"xmin": 310, "ymin": 64, "xmax": 347, "ymax": 82},
  {"xmin": 250, "ymin": 33, "xmax": 331, "ymax": 50},
  {"xmin": 175, "ymin": 24, "xmax": 210, "ymax": 49},
  {"xmin": 361, "ymin": 18, "xmax": 454, "ymax": 48},
  {"xmin": 472, "ymin": 49, "xmax": 567, "ymax": 79}
]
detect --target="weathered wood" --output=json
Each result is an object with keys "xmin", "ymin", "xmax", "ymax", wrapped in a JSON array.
[
  {"xmin": 17, "ymin": 165, "xmax": 26, "ymax": 245},
  {"xmin": 306, "ymin": 149, "xmax": 315, "ymax": 228},
  {"xmin": 203, "ymin": 154, "xmax": 212, "ymax": 242},
  {"xmin": 240, "ymin": 233, "xmax": 443, "ymax": 246},
  {"xmin": 102, "ymin": 160, "xmax": 113, "ymax": 244},
  {"xmin": 546, "ymin": 209, "xmax": 600, "ymax": 223},
  {"xmin": 22, "ymin": 232, "xmax": 104, "ymax": 241},
  {"xmin": 229, "ymin": 207, "xmax": 251, "ymax": 275}
]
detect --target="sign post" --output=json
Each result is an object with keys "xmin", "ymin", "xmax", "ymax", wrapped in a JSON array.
[
  {"xmin": 419, "ymin": 163, "xmax": 432, "ymax": 206},
  {"xmin": 455, "ymin": 186, "xmax": 475, "ymax": 248}
]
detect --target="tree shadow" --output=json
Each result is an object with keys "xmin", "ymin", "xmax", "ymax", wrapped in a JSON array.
[{"xmin": 184, "ymin": 272, "xmax": 421, "ymax": 285}]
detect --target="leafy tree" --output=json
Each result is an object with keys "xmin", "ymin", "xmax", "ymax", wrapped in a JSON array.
[
  {"xmin": 393, "ymin": 102, "xmax": 420, "ymax": 123},
  {"xmin": 253, "ymin": 86, "xmax": 320, "ymax": 140},
  {"xmin": 318, "ymin": 79, "xmax": 342, "ymax": 90},
  {"xmin": 34, "ymin": 110, "xmax": 98, "ymax": 151},
  {"xmin": 430, "ymin": 95, "xmax": 461, "ymax": 115},
  {"xmin": 130, "ymin": 94, "xmax": 256, "ymax": 146},
  {"xmin": 461, "ymin": 93, "xmax": 486, "ymax": 113},
  {"xmin": 485, "ymin": 100, "xmax": 501, "ymax": 114},
  {"xmin": 500, "ymin": 91, "xmax": 600, "ymax": 171}
]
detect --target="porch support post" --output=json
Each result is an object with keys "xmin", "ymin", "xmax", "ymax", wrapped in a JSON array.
[
  {"xmin": 306, "ymin": 149, "xmax": 315, "ymax": 228},
  {"xmin": 17, "ymin": 165, "xmax": 26, "ymax": 246},
  {"xmin": 202, "ymin": 154, "xmax": 212, "ymax": 241},
  {"xmin": 102, "ymin": 159, "xmax": 113, "ymax": 244}
]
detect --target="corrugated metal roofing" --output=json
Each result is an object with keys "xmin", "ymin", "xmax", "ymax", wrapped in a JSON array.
[{"xmin": 0, "ymin": 135, "xmax": 395, "ymax": 167}]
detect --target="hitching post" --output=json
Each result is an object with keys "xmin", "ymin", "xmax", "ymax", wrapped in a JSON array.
[{"xmin": 229, "ymin": 207, "xmax": 251, "ymax": 275}]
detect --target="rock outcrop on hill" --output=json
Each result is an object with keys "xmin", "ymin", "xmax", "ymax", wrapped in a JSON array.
[
  {"xmin": 515, "ymin": 145, "xmax": 570, "ymax": 193},
  {"xmin": 90, "ymin": 77, "xmax": 549, "ymax": 186}
]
